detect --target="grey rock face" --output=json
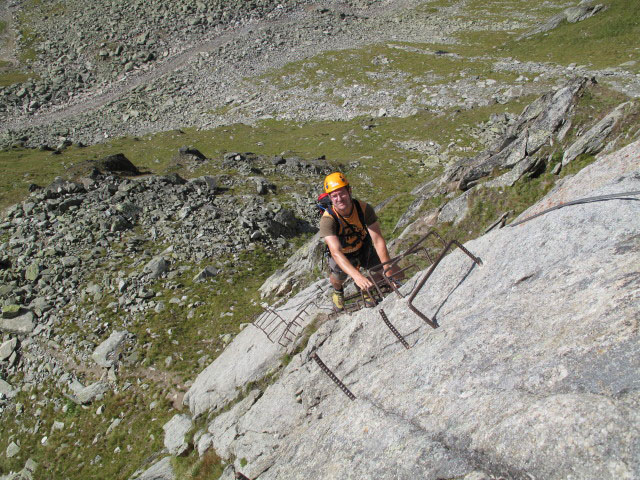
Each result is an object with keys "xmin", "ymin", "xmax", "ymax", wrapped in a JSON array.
[
  {"xmin": 162, "ymin": 414, "xmax": 192, "ymax": 456},
  {"xmin": 206, "ymin": 389, "xmax": 261, "ymax": 459},
  {"xmin": 185, "ymin": 281, "xmax": 328, "ymax": 417},
  {"xmin": 438, "ymin": 189, "xmax": 473, "ymax": 225},
  {"xmin": 201, "ymin": 145, "xmax": 640, "ymax": 479},
  {"xmin": 92, "ymin": 330, "xmax": 128, "ymax": 368}
]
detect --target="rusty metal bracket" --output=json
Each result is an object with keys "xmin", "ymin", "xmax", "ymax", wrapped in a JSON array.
[
  {"xmin": 379, "ymin": 309, "xmax": 410, "ymax": 349},
  {"xmin": 253, "ymin": 286, "xmax": 329, "ymax": 347},
  {"xmin": 311, "ymin": 352, "xmax": 356, "ymax": 400},
  {"xmin": 407, "ymin": 238, "xmax": 482, "ymax": 328},
  {"xmin": 366, "ymin": 231, "xmax": 447, "ymax": 299},
  {"xmin": 327, "ymin": 232, "xmax": 450, "ymax": 320}
]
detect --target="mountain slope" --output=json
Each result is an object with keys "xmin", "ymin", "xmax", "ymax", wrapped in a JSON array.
[{"xmin": 194, "ymin": 140, "xmax": 639, "ymax": 480}]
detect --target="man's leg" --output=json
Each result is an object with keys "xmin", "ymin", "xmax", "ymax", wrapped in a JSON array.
[
  {"xmin": 327, "ymin": 256, "xmax": 351, "ymax": 310},
  {"xmin": 329, "ymin": 273, "xmax": 344, "ymax": 292}
]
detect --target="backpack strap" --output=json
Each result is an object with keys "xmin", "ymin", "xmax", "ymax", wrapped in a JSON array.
[{"xmin": 353, "ymin": 200, "xmax": 367, "ymax": 232}]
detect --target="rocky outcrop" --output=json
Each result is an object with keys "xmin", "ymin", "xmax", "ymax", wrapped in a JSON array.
[
  {"xmin": 194, "ymin": 141, "xmax": 640, "ymax": 479},
  {"xmin": 562, "ymin": 101, "xmax": 631, "ymax": 165},
  {"xmin": 163, "ymin": 413, "xmax": 193, "ymax": 456},
  {"xmin": 92, "ymin": 330, "xmax": 128, "ymax": 368},
  {"xmin": 444, "ymin": 77, "xmax": 591, "ymax": 191},
  {"xmin": 519, "ymin": 0, "xmax": 606, "ymax": 39}
]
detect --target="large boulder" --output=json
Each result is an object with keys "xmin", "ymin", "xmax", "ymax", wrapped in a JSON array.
[
  {"xmin": 70, "ymin": 381, "xmax": 109, "ymax": 405},
  {"xmin": 129, "ymin": 456, "xmax": 175, "ymax": 480},
  {"xmin": 95, "ymin": 154, "xmax": 140, "ymax": 175}
]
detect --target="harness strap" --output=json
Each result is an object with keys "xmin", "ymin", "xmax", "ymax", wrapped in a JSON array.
[{"xmin": 328, "ymin": 200, "xmax": 369, "ymax": 250}]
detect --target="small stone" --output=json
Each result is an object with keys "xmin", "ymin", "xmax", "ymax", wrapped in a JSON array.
[{"xmin": 6, "ymin": 441, "xmax": 20, "ymax": 458}]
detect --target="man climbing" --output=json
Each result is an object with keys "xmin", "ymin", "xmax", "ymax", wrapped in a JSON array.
[{"xmin": 319, "ymin": 172, "xmax": 398, "ymax": 310}]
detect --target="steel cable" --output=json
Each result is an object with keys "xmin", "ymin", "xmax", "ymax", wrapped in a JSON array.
[{"xmin": 508, "ymin": 190, "xmax": 640, "ymax": 228}]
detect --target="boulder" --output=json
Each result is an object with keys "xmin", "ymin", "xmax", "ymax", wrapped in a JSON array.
[
  {"xmin": 129, "ymin": 456, "xmax": 175, "ymax": 480},
  {"xmin": 92, "ymin": 330, "xmax": 128, "ymax": 368},
  {"xmin": 565, "ymin": 3, "xmax": 605, "ymax": 23},
  {"xmin": 2, "ymin": 304, "xmax": 22, "ymax": 319},
  {"xmin": 0, "ymin": 337, "xmax": 18, "ymax": 361},
  {"xmin": 178, "ymin": 145, "xmax": 206, "ymax": 160},
  {"xmin": 162, "ymin": 414, "xmax": 192, "ymax": 456},
  {"xmin": 193, "ymin": 266, "xmax": 219, "ymax": 282},
  {"xmin": 95, "ymin": 154, "xmax": 140, "ymax": 175},
  {"xmin": 6, "ymin": 442, "xmax": 20, "ymax": 458},
  {"xmin": 144, "ymin": 256, "xmax": 169, "ymax": 279},
  {"xmin": 0, "ymin": 378, "xmax": 17, "ymax": 399},
  {"xmin": 71, "ymin": 381, "xmax": 109, "ymax": 404},
  {"xmin": 0, "ymin": 311, "xmax": 35, "ymax": 335}
]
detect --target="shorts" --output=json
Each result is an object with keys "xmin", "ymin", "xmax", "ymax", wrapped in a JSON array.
[{"xmin": 327, "ymin": 242, "xmax": 381, "ymax": 282}]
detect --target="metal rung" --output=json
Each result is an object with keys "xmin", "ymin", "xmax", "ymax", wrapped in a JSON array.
[
  {"xmin": 379, "ymin": 309, "xmax": 410, "ymax": 349},
  {"xmin": 312, "ymin": 352, "xmax": 356, "ymax": 400}
]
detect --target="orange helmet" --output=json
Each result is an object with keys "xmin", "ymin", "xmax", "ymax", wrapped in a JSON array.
[{"xmin": 324, "ymin": 172, "xmax": 349, "ymax": 194}]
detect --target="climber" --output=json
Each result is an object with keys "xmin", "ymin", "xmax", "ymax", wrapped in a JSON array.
[{"xmin": 319, "ymin": 172, "xmax": 399, "ymax": 310}]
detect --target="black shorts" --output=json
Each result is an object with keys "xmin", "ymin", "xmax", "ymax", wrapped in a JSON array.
[{"xmin": 327, "ymin": 241, "xmax": 381, "ymax": 282}]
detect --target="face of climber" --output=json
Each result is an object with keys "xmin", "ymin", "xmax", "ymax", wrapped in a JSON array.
[{"xmin": 329, "ymin": 186, "xmax": 352, "ymax": 215}]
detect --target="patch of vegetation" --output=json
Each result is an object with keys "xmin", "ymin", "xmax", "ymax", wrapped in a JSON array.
[
  {"xmin": 1, "ymin": 96, "xmax": 528, "ymax": 212},
  {"xmin": 0, "ymin": 380, "xmax": 173, "ymax": 479},
  {"xmin": 394, "ymin": 162, "xmax": 558, "ymax": 257},
  {"xmin": 172, "ymin": 449, "xmax": 226, "ymax": 480},
  {"xmin": 88, "ymin": 246, "xmax": 287, "ymax": 380},
  {"xmin": 0, "ymin": 69, "xmax": 33, "ymax": 86},
  {"xmin": 501, "ymin": 0, "xmax": 640, "ymax": 71},
  {"xmin": 259, "ymin": 42, "xmax": 522, "ymax": 92},
  {"xmin": 376, "ymin": 193, "xmax": 417, "ymax": 240}
]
